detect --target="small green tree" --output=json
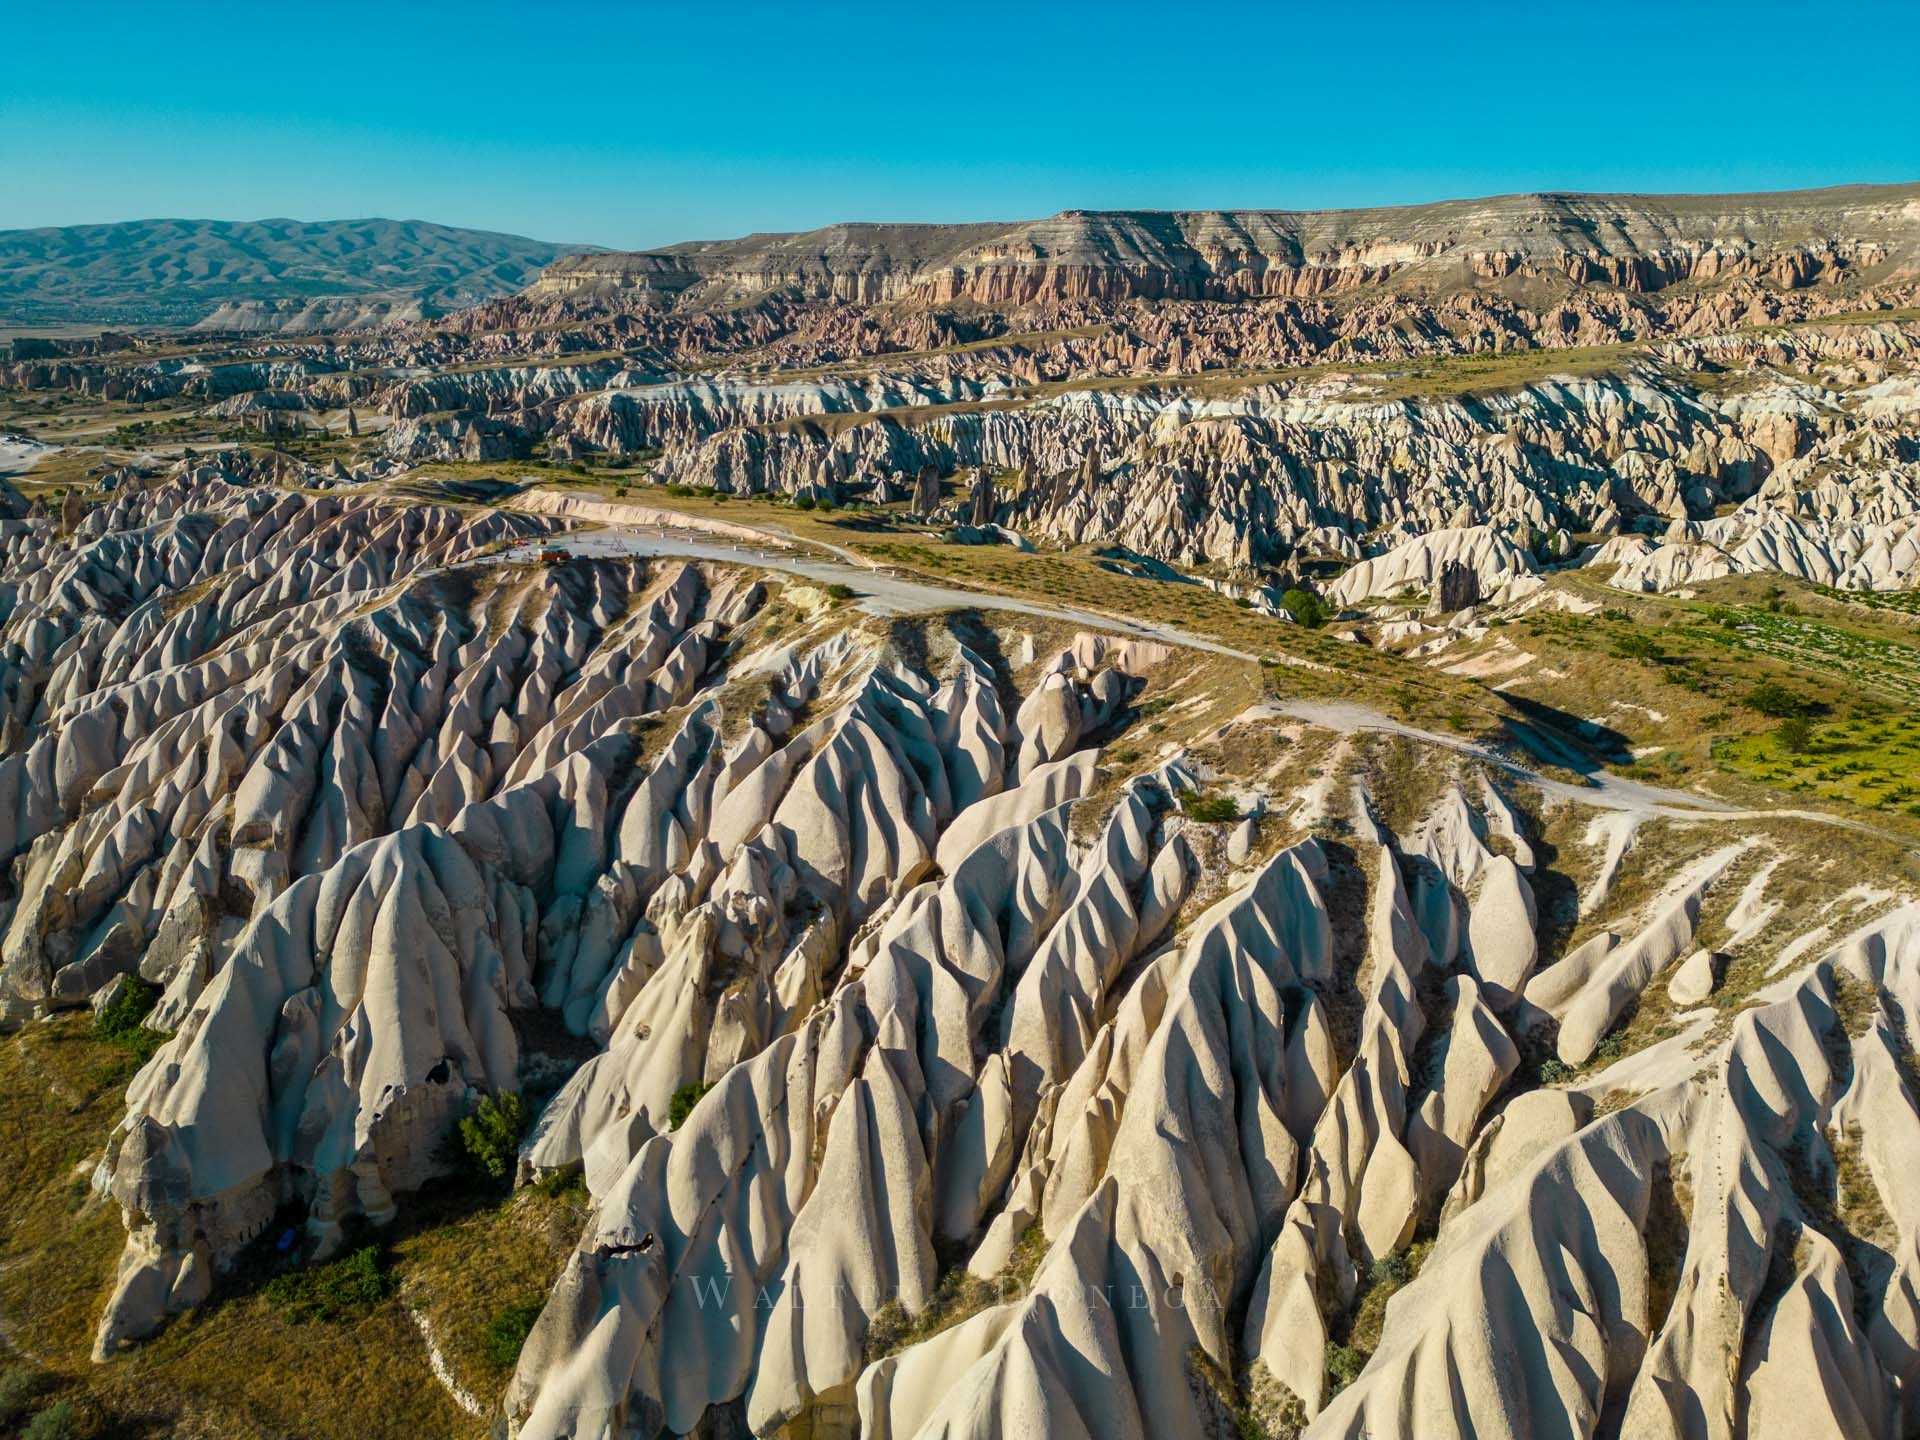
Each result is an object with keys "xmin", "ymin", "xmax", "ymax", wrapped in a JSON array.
[
  {"xmin": 1777, "ymin": 716, "xmax": 1814, "ymax": 754},
  {"xmin": 1744, "ymin": 681, "xmax": 1816, "ymax": 718},
  {"xmin": 94, "ymin": 976, "xmax": 166, "ymax": 1061},
  {"xmin": 263, "ymin": 1245, "xmax": 395, "ymax": 1323},
  {"xmin": 0, "ymin": 1366, "xmax": 52, "ymax": 1428},
  {"xmin": 456, "ymin": 1091, "xmax": 530, "ymax": 1182},
  {"xmin": 1279, "ymin": 587, "xmax": 1331, "ymax": 628},
  {"xmin": 1325, "ymin": 1342, "xmax": 1366, "ymax": 1393}
]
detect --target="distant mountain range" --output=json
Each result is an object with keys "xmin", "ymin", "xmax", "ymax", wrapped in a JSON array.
[
  {"xmin": 0, "ymin": 217, "xmax": 599, "ymax": 330},
  {"xmin": 9, "ymin": 184, "xmax": 1917, "ymax": 335}
]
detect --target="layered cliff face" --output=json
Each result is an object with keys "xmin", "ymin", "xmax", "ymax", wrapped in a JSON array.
[
  {"xmin": 17, "ymin": 224, "xmax": 1917, "ymax": 593},
  {"xmin": 529, "ymin": 184, "xmax": 1920, "ymax": 309}
]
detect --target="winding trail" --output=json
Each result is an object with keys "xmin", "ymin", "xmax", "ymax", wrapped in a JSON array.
[
  {"xmin": 508, "ymin": 513, "xmax": 1262, "ymax": 660},
  {"xmin": 504, "ymin": 494, "xmax": 1916, "ymax": 848}
]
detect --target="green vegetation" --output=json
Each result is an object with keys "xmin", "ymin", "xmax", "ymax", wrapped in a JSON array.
[
  {"xmin": 454, "ymin": 1091, "xmax": 530, "ymax": 1183},
  {"xmin": 864, "ymin": 1225, "xmax": 1048, "ymax": 1363},
  {"xmin": 1324, "ymin": 1342, "xmax": 1367, "ymax": 1394},
  {"xmin": 1498, "ymin": 575, "xmax": 1920, "ymax": 826},
  {"xmin": 262, "ymin": 1245, "xmax": 397, "ymax": 1324},
  {"xmin": 91, "ymin": 976, "xmax": 166, "ymax": 1063},
  {"xmin": 825, "ymin": 581, "xmax": 857, "ymax": 602},
  {"xmin": 391, "ymin": 1180, "xmax": 591, "ymax": 1411},
  {"xmin": 482, "ymin": 1298, "xmax": 545, "ymax": 1370},
  {"xmin": 1717, "ymin": 711, "xmax": 1920, "ymax": 817},
  {"xmin": 1324, "ymin": 1241, "xmax": 1433, "ymax": 1395},
  {"xmin": 1742, "ymin": 680, "xmax": 1820, "ymax": 718},
  {"xmin": 0, "ymin": 1366, "xmax": 54, "ymax": 1427},
  {"xmin": 0, "ymin": 1016, "xmax": 490, "ymax": 1436},
  {"xmin": 21, "ymin": 1399, "xmax": 78, "ymax": 1439},
  {"xmin": 1187, "ymin": 1348, "xmax": 1309, "ymax": 1440},
  {"xmin": 1610, "ymin": 629, "xmax": 1665, "ymax": 662},
  {"xmin": 1351, "ymin": 342, "xmax": 1640, "ymax": 402},
  {"xmin": 1278, "ymin": 587, "xmax": 1331, "ymax": 628},
  {"xmin": 667, "ymin": 1080, "xmax": 714, "ymax": 1131},
  {"xmin": 1180, "ymin": 791, "xmax": 1242, "ymax": 823}
]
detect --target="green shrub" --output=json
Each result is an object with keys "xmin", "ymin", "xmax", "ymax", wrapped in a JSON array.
[
  {"xmin": 483, "ymin": 1298, "xmax": 545, "ymax": 1370},
  {"xmin": 21, "ymin": 1400, "xmax": 78, "ymax": 1440},
  {"xmin": 1278, "ymin": 587, "xmax": 1330, "ymax": 628},
  {"xmin": 667, "ymin": 1081, "xmax": 714, "ymax": 1131},
  {"xmin": 1776, "ymin": 716, "xmax": 1814, "ymax": 754},
  {"xmin": 1610, "ymin": 630, "xmax": 1663, "ymax": 661},
  {"xmin": 1368, "ymin": 1251, "xmax": 1413, "ymax": 1288},
  {"xmin": 1743, "ymin": 681, "xmax": 1817, "ymax": 718},
  {"xmin": 530, "ymin": 1166, "xmax": 587, "ymax": 1199},
  {"xmin": 456, "ymin": 1091, "xmax": 529, "ymax": 1183},
  {"xmin": 0, "ymin": 1366, "xmax": 51, "ymax": 1426},
  {"xmin": 1180, "ymin": 791, "xmax": 1241, "ymax": 824},
  {"xmin": 262, "ymin": 1245, "xmax": 394, "ymax": 1323},
  {"xmin": 1538, "ymin": 1057, "xmax": 1574, "ymax": 1084},
  {"xmin": 93, "ymin": 976, "xmax": 166, "ymax": 1061},
  {"xmin": 825, "ymin": 582, "xmax": 856, "ymax": 602},
  {"xmin": 1325, "ymin": 1342, "xmax": 1366, "ymax": 1393}
]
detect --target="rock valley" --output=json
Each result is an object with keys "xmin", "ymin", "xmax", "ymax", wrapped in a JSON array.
[{"xmin": 5, "ymin": 182, "xmax": 1920, "ymax": 1440}]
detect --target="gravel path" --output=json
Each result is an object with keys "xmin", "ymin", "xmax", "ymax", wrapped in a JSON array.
[{"xmin": 513, "ymin": 521, "xmax": 1261, "ymax": 660}]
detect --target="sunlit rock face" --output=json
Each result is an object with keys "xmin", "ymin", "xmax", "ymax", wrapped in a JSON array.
[{"xmin": 8, "ymin": 182, "xmax": 1920, "ymax": 1440}]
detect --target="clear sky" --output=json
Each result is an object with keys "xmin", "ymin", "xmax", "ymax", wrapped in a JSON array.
[{"xmin": 6, "ymin": 0, "xmax": 1918, "ymax": 250}]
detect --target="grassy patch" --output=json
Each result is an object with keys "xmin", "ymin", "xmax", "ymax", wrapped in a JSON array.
[
  {"xmin": 1717, "ymin": 711, "xmax": 1920, "ymax": 817},
  {"xmin": 261, "ymin": 1244, "xmax": 396, "ymax": 1324},
  {"xmin": 481, "ymin": 1298, "xmax": 544, "ymax": 1370},
  {"xmin": 864, "ymin": 1225, "xmax": 1047, "ymax": 1363},
  {"xmin": 391, "ymin": 1181, "xmax": 591, "ymax": 1405},
  {"xmin": 1180, "ymin": 791, "xmax": 1241, "ymax": 823},
  {"xmin": 0, "ymin": 1016, "xmax": 560, "ymax": 1438}
]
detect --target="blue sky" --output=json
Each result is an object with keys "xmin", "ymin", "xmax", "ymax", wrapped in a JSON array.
[{"xmin": 6, "ymin": 1, "xmax": 1917, "ymax": 249}]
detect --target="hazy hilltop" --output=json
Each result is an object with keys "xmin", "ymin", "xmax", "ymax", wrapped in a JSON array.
[{"xmin": 0, "ymin": 216, "xmax": 599, "ymax": 329}]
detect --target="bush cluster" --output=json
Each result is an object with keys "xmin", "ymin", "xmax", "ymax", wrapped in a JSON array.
[
  {"xmin": 455, "ymin": 1091, "xmax": 530, "ymax": 1183},
  {"xmin": 92, "ymin": 976, "xmax": 166, "ymax": 1062},
  {"xmin": 263, "ymin": 1245, "xmax": 395, "ymax": 1324},
  {"xmin": 1743, "ymin": 681, "xmax": 1819, "ymax": 719},
  {"xmin": 667, "ymin": 1080, "xmax": 714, "ymax": 1131},
  {"xmin": 1278, "ymin": 587, "xmax": 1331, "ymax": 628},
  {"xmin": 1180, "ymin": 791, "xmax": 1241, "ymax": 824}
]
